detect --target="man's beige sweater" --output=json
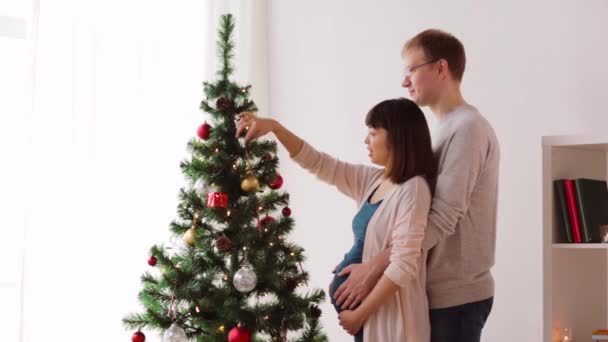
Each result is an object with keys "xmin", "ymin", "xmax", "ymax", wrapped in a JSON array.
[{"xmin": 423, "ymin": 104, "xmax": 500, "ymax": 309}]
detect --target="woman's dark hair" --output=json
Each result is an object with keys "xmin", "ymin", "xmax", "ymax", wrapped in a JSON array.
[{"xmin": 365, "ymin": 98, "xmax": 437, "ymax": 192}]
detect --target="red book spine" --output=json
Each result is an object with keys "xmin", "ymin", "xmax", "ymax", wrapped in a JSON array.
[{"xmin": 564, "ymin": 179, "xmax": 583, "ymax": 243}]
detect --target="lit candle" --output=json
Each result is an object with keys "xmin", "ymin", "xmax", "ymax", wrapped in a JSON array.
[{"xmin": 601, "ymin": 225, "xmax": 608, "ymax": 243}]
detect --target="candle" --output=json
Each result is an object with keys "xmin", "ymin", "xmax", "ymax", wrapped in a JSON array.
[{"xmin": 601, "ymin": 225, "xmax": 608, "ymax": 243}]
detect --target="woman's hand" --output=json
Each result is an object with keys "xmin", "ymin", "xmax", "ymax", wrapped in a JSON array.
[
  {"xmin": 237, "ymin": 111, "xmax": 304, "ymax": 156},
  {"xmin": 338, "ymin": 309, "xmax": 366, "ymax": 336},
  {"xmin": 236, "ymin": 111, "xmax": 276, "ymax": 142}
]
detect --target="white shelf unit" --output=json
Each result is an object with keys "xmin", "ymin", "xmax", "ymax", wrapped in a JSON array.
[{"xmin": 543, "ymin": 133, "xmax": 608, "ymax": 342}]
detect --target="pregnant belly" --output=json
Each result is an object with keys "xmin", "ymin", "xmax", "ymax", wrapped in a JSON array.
[{"xmin": 330, "ymin": 255, "xmax": 362, "ymax": 312}]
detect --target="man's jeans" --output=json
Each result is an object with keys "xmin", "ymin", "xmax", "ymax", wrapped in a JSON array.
[{"xmin": 430, "ymin": 297, "xmax": 494, "ymax": 342}]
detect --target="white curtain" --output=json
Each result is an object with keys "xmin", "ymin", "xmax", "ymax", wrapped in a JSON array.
[
  {"xmin": 17, "ymin": 1, "xmax": 269, "ymax": 341},
  {"xmin": 0, "ymin": 4, "xmax": 32, "ymax": 342}
]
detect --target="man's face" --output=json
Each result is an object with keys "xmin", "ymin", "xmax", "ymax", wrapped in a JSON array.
[{"xmin": 401, "ymin": 47, "xmax": 439, "ymax": 106}]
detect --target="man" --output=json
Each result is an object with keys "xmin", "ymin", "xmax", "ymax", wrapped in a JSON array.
[{"xmin": 333, "ymin": 29, "xmax": 499, "ymax": 342}]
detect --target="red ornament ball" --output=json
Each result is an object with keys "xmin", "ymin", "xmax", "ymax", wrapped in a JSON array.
[
  {"xmin": 147, "ymin": 256, "xmax": 157, "ymax": 266},
  {"xmin": 269, "ymin": 174, "xmax": 283, "ymax": 190},
  {"xmin": 282, "ymin": 207, "xmax": 292, "ymax": 217},
  {"xmin": 228, "ymin": 326, "xmax": 251, "ymax": 342},
  {"xmin": 132, "ymin": 331, "xmax": 145, "ymax": 342},
  {"xmin": 258, "ymin": 215, "xmax": 276, "ymax": 231},
  {"xmin": 197, "ymin": 122, "xmax": 211, "ymax": 140}
]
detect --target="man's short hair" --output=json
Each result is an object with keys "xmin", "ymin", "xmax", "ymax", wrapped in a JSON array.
[{"xmin": 404, "ymin": 29, "xmax": 466, "ymax": 82}]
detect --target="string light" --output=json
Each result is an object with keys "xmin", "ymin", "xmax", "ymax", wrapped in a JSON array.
[
  {"xmin": 195, "ymin": 306, "xmax": 201, "ymax": 313},
  {"xmin": 226, "ymin": 210, "xmax": 231, "ymax": 217},
  {"xmin": 218, "ymin": 325, "xmax": 225, "ymax": 333}
]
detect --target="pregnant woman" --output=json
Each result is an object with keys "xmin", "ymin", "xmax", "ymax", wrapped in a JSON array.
[{"xmin": 237, "ymin": 98, "xmax": 436, "ymax": 341}]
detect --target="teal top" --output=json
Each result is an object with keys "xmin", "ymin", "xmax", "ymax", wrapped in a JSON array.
[
  {"xmin": 330, "ymin": 197, "xmax": 383, "ymax": 312},
  {"xmin": 338, "ymin": 199, "xmax": 383, "ymax": 270}
]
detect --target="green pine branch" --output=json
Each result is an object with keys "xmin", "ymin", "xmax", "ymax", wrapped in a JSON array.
[{"xmin": 217, "ymin": 14, "xmax": 235, "ymax": 81}]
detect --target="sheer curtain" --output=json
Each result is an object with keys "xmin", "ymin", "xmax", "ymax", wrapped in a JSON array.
[
  {"xmin": 0, "ymin": 3, "xmax": 32, "ymax": 342},
  {"xmin": 21, "ymin": 1, "xmax": 269, "ymax": 341}
]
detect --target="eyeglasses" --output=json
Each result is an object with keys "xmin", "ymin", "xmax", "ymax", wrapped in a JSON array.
[{"xmin": 402, "ymin": 59, "xmax": 439, "ymax": 78}]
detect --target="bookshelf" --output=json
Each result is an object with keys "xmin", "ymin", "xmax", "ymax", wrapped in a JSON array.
[{"xmin": 543, "ymin": 133, "xmax": 608, "ymax": 342}]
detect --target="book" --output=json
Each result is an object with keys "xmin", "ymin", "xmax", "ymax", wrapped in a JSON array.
[
  {"xmin": 564, "ymin": 179, "xmax": 583, "ymax": 243},
  {"xmin": 574, "ymin": 178, "xmax": 608, "ymax": 243},
  {"xmin": 593, "ymin": 329, "xmax": 608, "ymax": 340},
  {"xmin": 554, "ymin": 180, "xmax": 573, "ymax": 243}
]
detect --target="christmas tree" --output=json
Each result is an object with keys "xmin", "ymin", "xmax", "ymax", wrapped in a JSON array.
[{"xmin": 123, "ymin": 14, "xmax": 327, "ymax": 342}]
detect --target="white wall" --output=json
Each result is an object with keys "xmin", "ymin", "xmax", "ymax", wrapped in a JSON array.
[{"xmin": 267, "ymin": 0, "xmax": 608, "ymax": 341}]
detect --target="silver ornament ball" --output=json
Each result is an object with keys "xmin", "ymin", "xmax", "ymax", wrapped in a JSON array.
[
  {"xmin": 233, "ymin": 264, "xmax": 257, "ymax": 293},
  {"xmin": 163, "ymin": 323, "xmax": 187, "ymax": 342}
]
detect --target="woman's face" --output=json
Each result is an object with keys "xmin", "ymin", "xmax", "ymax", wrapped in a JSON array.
[{"xmin": 365, "ymin": 126, "xmax": 391, "ymax": 166}]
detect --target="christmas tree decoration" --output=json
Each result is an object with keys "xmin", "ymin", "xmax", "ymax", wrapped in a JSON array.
[
  {"xmin": 131, "ymin": 330, "xmax": 145, "ymax": 342},
  {"xmin": 147, "ymin": 256, "xmax": 157, "ymax": 266},
  {"xmin": 258, "ymin": 215, "xmax": 276, "ymax": 232},
  {"xmin": 207, "ymin": 192, "xmax": 229, "ymax": 208},
  {"xmin": 197, "ymin": 122, "xmax": 211, "ymax": 140},
  {"xmin": 268, "ymin": 174, "xmax": 283, "ymax": 190},
  {"xmin": 228, "ymin": 325, "xmax": 251, "ymax": 342},
  {"xmin": 216, "ymin": 97, "xmax": 233, "ymax": 112},
  {"xmin": 215, "ymin": 235, "xmax": 233, "ymax": 252},
  {"xmin": 183, "ymin": 227, "xmax": 196, "ymax": 247},
  {"xmin": 285, "ymin": 277, "xmax": 299, "ymax": 292},
  {"xmin": 240, "ymin": 172, "xmax": 259, "ymax": 193},
  {"xmin": 233, "ymin": 263, "xmax": 257, "ymax": 293},
  {"xmin": 193, "ymin": 177, "xmax": 209, "ymax": 197},
  {"xmin": 163, "ymin": 323, "xmax": 187, "ymax": 342},
  {"xmin": 123, "ymin": 14, "xmax": 327, "ymax": 342},
  {"xmin": 309, "ymin": 305, "xmax": 322, "ymax": 319}
]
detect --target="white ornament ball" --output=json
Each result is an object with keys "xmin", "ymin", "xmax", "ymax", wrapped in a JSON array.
[
  {"xmin": 233, "ymin": 264, "xmax": 257, "ymax": 293},
  {"xmin": 163, "ymin": 323, "xmax": 187, "ymax": 342}
]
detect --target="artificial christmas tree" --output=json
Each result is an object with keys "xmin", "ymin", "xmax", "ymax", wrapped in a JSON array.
[{"xmin": 123, "ymin": 14, "xmax": 327, "ymax": 342}]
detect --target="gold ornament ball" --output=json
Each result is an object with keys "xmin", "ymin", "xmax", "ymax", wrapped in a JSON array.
[
  {"xmin": 241, "ymin": 173, "xmax": 260, "ymax": 192},
  {"xmin": 183, "ymin": 228, "xmax": 196, "ymax": 247}
]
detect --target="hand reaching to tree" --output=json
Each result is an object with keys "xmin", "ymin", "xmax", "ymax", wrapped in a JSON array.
[
  {"xmin": 236, "ymin": 111, "xmax": 304, "ymax": 157},
  {"xmin": 236, "ymin": 111, "xmax": 277, "ymax": 142}
]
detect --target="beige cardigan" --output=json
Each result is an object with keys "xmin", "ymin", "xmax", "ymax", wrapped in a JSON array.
[{"xmin": 293, "ymin": 142, "xmax": 431, "ymax": 342}]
